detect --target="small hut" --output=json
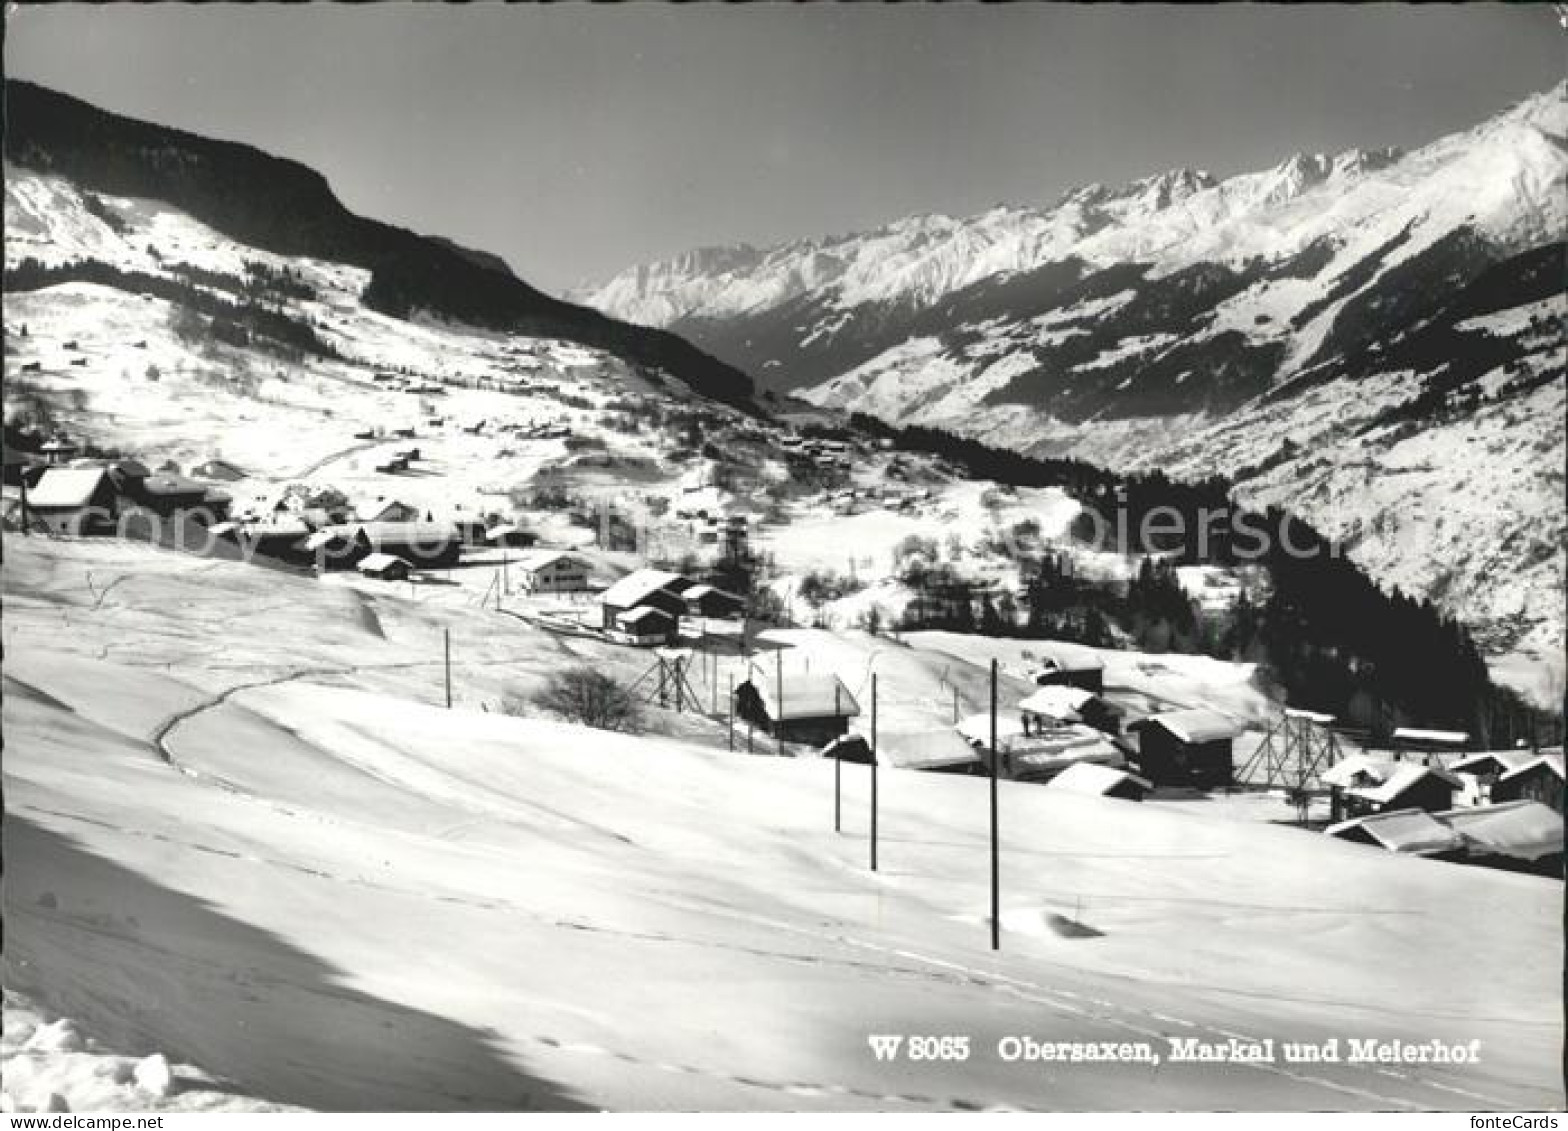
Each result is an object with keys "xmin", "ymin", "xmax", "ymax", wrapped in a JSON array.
[
  {"xmin": 357, "ymin": 553, "xmax": 413, "ymax": 581},
  {"xmin": 1127, "ymin": 708, "xmax": 1242, "ymax": 789},
  {"xmin": 736, "ymin": 674, "xmax": 860, "ymax": 746}
]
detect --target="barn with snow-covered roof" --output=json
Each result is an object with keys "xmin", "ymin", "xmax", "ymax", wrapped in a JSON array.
[{"xmin": 1127, "ymin": 707, "xmax": 1243, "ymax": 789}]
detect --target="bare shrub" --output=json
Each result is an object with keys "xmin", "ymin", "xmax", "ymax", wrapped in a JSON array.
[{"xmin": 530, "ymin": 666, "xmax": 642, "ymax": 733}]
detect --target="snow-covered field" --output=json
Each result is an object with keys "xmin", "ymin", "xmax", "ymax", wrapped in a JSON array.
[
  {"xmin": 3, "ymin": 536, "xmax": 1561, "ymax": 1111},
  {"xmin": 2, "ymin": 990, "xmax": 297, "ymax": 1113}
]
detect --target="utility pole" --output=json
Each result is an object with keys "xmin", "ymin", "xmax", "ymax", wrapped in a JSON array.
[
  {"xmin": 834, "ymin": 683, "xmax": 843, "ymax": 833},
  {"xmin": 776, "ymin": 648, "xmax": 785, "ymax": 757},
  {"xmin": 989, "ymin": 658, "xmax": 1000, "ymax": 951},
  {"xmin": 871, "ymin": 672, "xmax": 879, "ymax": 872},
  {"xmin": 444, "ymin": 628, "xmax": 452, "ymax": 709}
]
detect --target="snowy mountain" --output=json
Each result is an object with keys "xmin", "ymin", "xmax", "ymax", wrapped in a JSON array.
[
  {"xmin": 580, "ymin": 85, "xmax": 1567, "ymax": 700},
  {"xmin": 4, "ymin": 80, "xmax": 760, "ymax": 413},
  {"xmin": 583, "ymin": 86, "xmax": 1562, "ymax": 403}
]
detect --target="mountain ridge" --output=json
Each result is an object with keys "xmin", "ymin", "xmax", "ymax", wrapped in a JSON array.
[
  {"xmin": 582, "ymin": 82, "xmax": 1564, "ymax": 362},
  {"xmin": 3, "ymin": 79, "xmax": 761, "ymax": 413},
  {"xmin": 576, "ymin": 83, "xmax": 1566, "ymax": 701}
]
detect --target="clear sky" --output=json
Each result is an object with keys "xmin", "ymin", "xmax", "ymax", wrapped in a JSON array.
[{"xmin": 5, "ymin": 4, "xmax": 1561, "ymax": 293}]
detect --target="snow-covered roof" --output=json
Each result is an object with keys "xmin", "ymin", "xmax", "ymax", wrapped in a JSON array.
[
  {"xmin": 514, "ymin": 550, "xmax": 580, "ymax": 572},
  {"xmin": 193, "ymin": 459, "xmax": 247, "ymax": 480},
  {"xmin": 1497, "ymin": 753, "xmax": 1565, "ymax": 785},
  {"xmin": 1392, "ymin": 727, "xmax": 1470, "ymax": 746},
  {"xmin": 139, "ymin": 473, "xmax": 210, "ymax": 497},
  {"xmin": 27, "ymin": 468, "xmax": 111, "ymax": 508},
  {"xmin": 1008, "ymin": 729, "xmax": 1125, "ymax": 776},
  {"xmin": 1437, "ymin": 801, "xmax": 1563, "ymax": 862},
  {"xmin": 357, "ymin": 553, "xmax": 409, "ymax": 575},
  {"xmin": 1320, "ymin": 754, "xmax": 1386, "ymax": 788},
  {"xmin": 109, "ymin": 458, "xmax": 151, "ymax": 480},
  {"xmin": 1451, "ymin": 750, "xmax": 1538, "ymax": 777},
  {"xmin": 617, "ymin": 606, "xmax": 675, "ymax": 625},
  {"xmin": 1047, "ymin": 762, "xmax": 1152, "ymax": 797},
  {"xmin": 601, "ymin": 569, "xmax": 686, "ymax": 609},
  {"xmin": 1036, "ymin": 643, "xmax": 1105, "ymax": 673},
  {"xmin": 684, "ymin": 583, "xmax": 745, "ymax": 610},
  {"xmin": 1326, "ymin": 809, "xmax": 1465, "ymax": 856},
  {"xmin": 747, "ymin": 674, "xmax": 860, "ymax": 721},
  {"xmin": 1018, "ymin": 686, "xmax": 1096, "ymax": 720},
  {"xmin": 303, "ymin": 531, "xmax": 339, "ymax": 551},
  {"xmin": 955, "ymin": 711, "xmax": 1030, "ymax": 746},
  {"xmin": 1141, "ymin": 708, "xmax": 1243, "ymax": 745},
  {"xmin": 1322, "ymin": 757, "xmax": 1461, "ymax": 804},
  {"xmin": 246, "ymin": 517, "xmax": 312, "ymax": 538},
  {"xmin": 876, "ymin": 729, "xmax": 981, "ymax": 771},
  {"xmin": 355, "ymin": 521, "xmax": 461, "ymax": 547},
  {"xmin": 1284, "ymin": 708, "xmax": 1336, "ymax": 724},
  {"xmin": 821, "ymin": 734, "xmax": 872, "ymax": 763},
  {"xmin": 354, "ymin": 496, "xmax": 417, "ymax": 521}
]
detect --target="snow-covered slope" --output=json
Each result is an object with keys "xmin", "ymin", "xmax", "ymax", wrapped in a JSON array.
[
  {"xmin": 5, "ymin": 79, "xmax": 759, "ymax": 413},
  {"xmin": 2, "ymin": 991, "xmax": 297, "ymax": 1114},
  {"xmin": 4, "ymin": 537, "xmax": 1562, "ymax": 1111}
]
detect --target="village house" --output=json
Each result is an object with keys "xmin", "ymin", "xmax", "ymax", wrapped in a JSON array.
[
  {"xmin": 192, "ymin": 458, "xmax": 247, "ymax": 482},
  {"xmin": 512, "ymin": 550, "xmax": 590, "ymax": 595},
  {"xmin": 23, "ymin": 466, "xmax": 118, "ymax": 535},
  {"xmin": 608, "ymin": 605, "xmax": 679, "ymax": 646},
  {"xmin": 1018, "ymin": 685, "xmax": 1124, "ymax": 736},
  {"xmin": 822, "ymin": 730, "xmax": 982, "ymax": 775},
  {"xmin": 1127, "ymin": 708, "xmax": 1243, "ymax": 789},
  {"xmin": 38, "ymin": 436, "xmax": 79, "ymax": 465},
  {"xmin": 306, "ymin": 521, "xmax": 462, "ymax": 570},
  {"xmin": 1046, "ymin": 762, "xmax": 1153, "ymax": 802},
  {"xmin": 1435, "ymin": 800, "xmax": 1564, "ymax": 875},
  {"xmin": 357, "ymin": 521, "xmax": 461, "ymax": 566},
  {"xmin": 736, "ymin": 674, "xmax": 861, "ymax": 746},
  {"xmin": 1325, "ymin": 809, "xmax": 1467, "ymax": 859},
  {"xmin": 1033, "ymin": 644, "xmax": 1107, "ymax": 693},
  {"xmin": 680, "ymin": 583, "xmax": 747, "ymax": 620},
  {"xmin": 600, "ymin": 569, "xmax": 689, "ymax": 634},
  {"xmin": 1489, "ymin": 753, "xmax": 1565, "ymax": 814},
  {"xmin": 121, "ymin": 470, "xmax": 231, "ymax": 523},
  {"xmin": 955, "ymin": 712, "xmax": 1126, "ymax": 782},
  {"xmin": 484, "ymin": 523, "xmax": 539, "ymax": 549},
  {"xmin": 354, "ymin": 496, "xmax": 422, "ymax": 524},
  {"xmin": 214, "ymin": 516, "xmax": 316, "ymax": 568},
  {"xmin": 356, "ymin": 552, "xmax": 413, "ymax": 582},
  {"xmin": 1449, "ymin": 749, "xmax": 1537, "ymax": 806},
  {"xmin": 1322, "ymin": 755, "xmax": 1462, "ymax": 822}
]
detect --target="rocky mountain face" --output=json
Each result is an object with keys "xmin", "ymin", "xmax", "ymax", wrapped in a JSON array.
[{"xmin": 582, "ymin": 86, "xmax": 1567, "ymax": 701}]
